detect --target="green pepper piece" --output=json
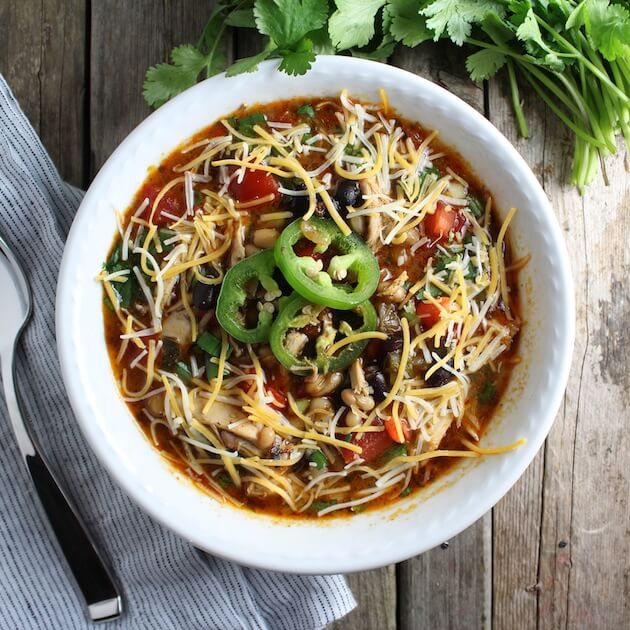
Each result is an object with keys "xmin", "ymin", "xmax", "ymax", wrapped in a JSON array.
[
  {"xmin": 216, "ymin": 249, "xmax": 281, "ymax": 343},
  {"xmin": 274, "ymin": 218, "xmax": 379, "ymax": 310},
  {"xmin": 269, "ymin": 292, "xmax": 377, "ymax": 373}
]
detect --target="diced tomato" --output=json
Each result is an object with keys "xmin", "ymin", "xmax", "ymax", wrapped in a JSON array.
[
  {"xmin": 139, "ymin": 184, "xmax": 185, "ymax": 226},
  {"xmin": 341, "ymin": 426, "xmax": 394, "ymax": 464},
  {"xmin": 384, "ymin": 417, "xmax": 411, "ymax": 444},
  {"xmin": 425, "ymin": 201, "xmax": 464, "ymax": 241},
  {"xmin": 266, "ymin": 386, "xmax": 287, "ymax": 409},
  {"xmin": 415, "ymin": 297, "xmax": 450, "ymax": 330},
  {"xmin": 228, "ymin": 166, "xmax": 280, "ymax": 207}
]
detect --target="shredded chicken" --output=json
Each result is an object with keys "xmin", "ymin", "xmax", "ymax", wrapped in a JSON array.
[
  {"xmin": 377, "ymin": 270, "xmax": 409, "ymax": 303},
  {"xmin": 360, "ymin": 176, "xmax": 383, "ymax": 249},
  {"xmin": 229, "ymin": 223, "xmax": 246, "ymax": 267}
]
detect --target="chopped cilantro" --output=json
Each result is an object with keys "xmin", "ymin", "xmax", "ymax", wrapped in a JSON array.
[
  {"xmin": 297, "ymin": 103, "xmax": 315, "ymax": 118},
  {"xmin": 478, "ymin": 381, "xmax": 497, "ymax": 404},
  {"xmin": 311, "ymin": 500, "xmax": 337, "ymax": 512}
]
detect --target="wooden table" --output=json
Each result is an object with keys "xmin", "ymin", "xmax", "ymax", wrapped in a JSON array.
[{"xmin": 2, "ymin": 3, "xmax": 628, "ymax": 628}]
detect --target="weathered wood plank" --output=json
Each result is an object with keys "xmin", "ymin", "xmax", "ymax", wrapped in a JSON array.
[
  {"xmin": 486, "ymin": 74, "xmax": 546, "ymax": 630},
  {"xmin": 538, "ymin": 134, "xmax": 629, "ymax": 629},
  {"xmin": 90, "ymin": 0, "xmax": 222, "ymax": 177},
  {"xmin": 330, "ymin": 568, "xmax": 397, "ymax": 630},
  {"xmin": 0, "ymin": 0, "xmax": 86, "ymax": 187},
  {"xmin": 391, "ymin": 42, "xmax": 491, "ymax": 630},
  {"xmin": 489, "ymin": 65, "xmax": 630, "ymax": 629}
]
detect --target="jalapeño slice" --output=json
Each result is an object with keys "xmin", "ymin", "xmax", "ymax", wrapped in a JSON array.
[
  {"xmin": 215, "ymin": 249, "xmax": 281, "ymax": 343},
  {"xmin": 269, "ymin": 292, "xmax": 377, "ymax": 374},
  {"xmin": 274, "ymin": 217, "xmax": 379, "ymax": 310}
]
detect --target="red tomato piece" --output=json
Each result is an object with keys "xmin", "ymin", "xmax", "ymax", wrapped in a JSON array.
[
  {"xmin": 384, "ymin": 417, "xmax": 411, "ymax": 444},
  {"xmin": 415, "ymin": 297, "xmax": 450, "ymax": 330},
  {"xmin": 425, "ymin": 201, "xmax": 463, "ymax": 241},
  {"xmin": 341, "ymin": 426, "xmax": 394, "ymax": 464},
  {"xmin": 228, "ymin": 166, "xmax": 280, "ymax": 207},
  {"xmin": 139, "ymin": 184, "xmax": 185, "ymax": 226}
]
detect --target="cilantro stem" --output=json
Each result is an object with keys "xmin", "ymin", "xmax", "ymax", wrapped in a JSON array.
[
  {"xmin": 520, "ymin": 67, "xmax": 605, "ymax": 149},
  {"xmin": 506, "ymin": 59, "xmax": 529, "ymax": 138},
  {"xmin": 535, "ymin": 15, "xmax": 629, "ymax": 104}
]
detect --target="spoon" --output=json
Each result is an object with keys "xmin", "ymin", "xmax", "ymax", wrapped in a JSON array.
[{"xmin": 0, "ymin": 233, "xmax": 123, "ymax": 622}]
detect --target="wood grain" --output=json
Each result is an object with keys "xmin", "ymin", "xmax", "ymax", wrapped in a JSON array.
[
  {"xmin": 0, "ymin": 0, "xmax": 86, "ymax": 186},
  {"xmin": 330, "ymin": 568, "xmax": 397, "ymax": 630},
  {"xmin": 90, "ymin": 0, "xmax": 222, "ymax": 177},
  {"xmin": 486, "ymin": 74, "xmax": 546, "ymax": 630},
  {"xmin": 3, "ymin": 7, "xmax": 629, "ymax": 627},
  {"xmin": 489, "ymin": 66, "xmax": 630, "ymax": 629},
  {"xmin": 391, "ymin": 42, "xmax": 491, "ymax": 630}
]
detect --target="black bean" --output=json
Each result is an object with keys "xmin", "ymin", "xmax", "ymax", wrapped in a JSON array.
[
  {"xmin": 365, "ymin": 369, "xmax": 388, "ymax": 402},
  {"xmin": 281, "ymin": 181, "xmax": 309, "ymax": 216},
  {"xmin": 334, "ymin": 179, "xmax": 362, "ymax": 211},
  {"xmin": 192, "ymin": 280, "xmax": 216, "ymax": 311},
  {"xmin": 425, "ymin": 366, "xmax": 453, "ymax": 388},
  {"xmin": 160, "ymin": 338, "xmax": 180, "ymax": 370}
]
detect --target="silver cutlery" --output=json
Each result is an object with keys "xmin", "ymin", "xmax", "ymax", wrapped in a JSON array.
[{"xmin": 0, "ymin": 233, "xmax": 123, "ymax": 622}]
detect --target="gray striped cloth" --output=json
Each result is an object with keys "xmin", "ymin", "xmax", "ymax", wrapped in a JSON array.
[{"xmin": 0, "ymin": 75, "xmax": 355, "ymax": 630}]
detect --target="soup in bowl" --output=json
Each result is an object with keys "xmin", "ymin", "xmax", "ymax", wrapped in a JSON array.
[{"xmin": 57, "ymin": 57, "xmax": 573, "ymax": 573}]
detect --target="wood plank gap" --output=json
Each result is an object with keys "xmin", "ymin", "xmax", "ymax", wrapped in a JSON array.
[{"xmin": 83, "ymin": 0, "xmax": 92, "ymax": 188}]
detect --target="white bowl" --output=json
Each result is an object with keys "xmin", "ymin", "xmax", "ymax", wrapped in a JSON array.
[{"xmin": 56, "ymin": 56, "xmax": 574, "ymax": 574}]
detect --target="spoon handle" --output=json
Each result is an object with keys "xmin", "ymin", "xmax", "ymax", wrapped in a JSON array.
[{"xmin": 1, "ymin": 347, "xmax": 123, "ymax": 622}]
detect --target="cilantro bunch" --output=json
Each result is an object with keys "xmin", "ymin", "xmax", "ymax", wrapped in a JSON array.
[{"xmin": 144, "ymin": 0, "xmax": 630, "ymax": 191}]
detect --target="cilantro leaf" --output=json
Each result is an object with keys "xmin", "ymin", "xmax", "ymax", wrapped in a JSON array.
[
  {"xmin": 143, "ymin": 45, "xmax": 208, "ymax": 107},
  {"xmin": 254, "ymin": 0, "xmax": 328, "ymax": 47},
  {"xmin": 466, "ymin": 48, "xmax": 507, "ymax": 81},
  {"xmin": 351, "ymin": 38, "xmax": 396, "ymax": 61},
  {"xmin": 225, "ymin": 8, "xmax": 257, "ymax": 28},
  {"xmin": 226, "ymin": 46, "xmax": 274, "ymax": 77},
  {"xmin": 329, "ymin": 0, "xmax": 387, "ymax": 50},
  {"xmin": 278, "ymin": 38, "xmax": 317, "ymax": 75},
  {"xmin": 584, "ymin": 0, "xmax": 630, "ymax": 61},
  {"xmin": 386, "ymin": 0, "xmax": 433, "ymax": 47},
  {"xmin": 297, "ymin": 103, "xmax": 315, "ymax": 117},
  {"xmin": 514, "ymin": 8, "xmax": 565, "ymax": 70},
  {"xmin": 421, "ymin": 0, "xmax": 506, "ymax": 46}
]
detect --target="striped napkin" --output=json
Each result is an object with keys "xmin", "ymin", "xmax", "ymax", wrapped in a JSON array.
[{"xmin": 0, "ymin": 75, "xmax": 355, "ymax": 630}]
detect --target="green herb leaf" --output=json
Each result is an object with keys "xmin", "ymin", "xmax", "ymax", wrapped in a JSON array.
[
  {"xmin": 310, "ymin": 500, "xmax": 337, "ymax": 512},
  {"xmin": 584, "ymin": 0, "xmax": 630, "ymax": 61},
  {"xmin": 254, "ymin": 0, "xmax": 328, "ymax": 47},
  {"xmin": 467, "ymin": 195, "xmax": 485, "ymax": 218},
  {"xmin": 400, "ymin": 486, "xmax": 412, "ymax": 497},
  {"xmin": 143, "ymin": 46, "xmax": 206, "ymax": 107},
  {"xmin": 225, "ymin": 8, "xmax": 257, "ymax": 28},
  {"xmin": 175, "ymin": 361, "xmax": 193, "ymax": 385},
  {"xmin": 197, "ymin": 331, "xmax": 222, "ymax": 356},
  {"xmin": 329, "ymin": 0, "xmax": 387, "ymax": 50},
  {"xmin": 421, "ymin": 0, "xmax": 506, "ymax": 46},
  {"xmin": 386, "ymin": 0, "xmax": 433, "ymax": 47},
  {"xmin": 307, "ymin": 449, "xmax": 328, "ymax": 469},
  {"xmin": 478, "ymin": 380, "xmax": 496, "ymax": 404},
  {"xmin": 466, "ymin": 48, "xmax": 507, "ymax": 81},
  {"xmin": 297, "ymin": 103, "xmax": 316, "ymax": 117},
  {"xmin": 226, "ymin": 47, "xmax": 274, "ymax": 76},
  {"xmin": 278, "ymin": 38, "xmax": 317, "ymax": 75},
  {"xmin": 232, "ymin": 112, "xmax": 267, "ymax": 136}
]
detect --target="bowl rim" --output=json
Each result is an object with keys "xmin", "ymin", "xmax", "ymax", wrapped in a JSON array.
[{"xmin": 56, "ymin": 55, "xmax": 575, "ymax": 574}]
